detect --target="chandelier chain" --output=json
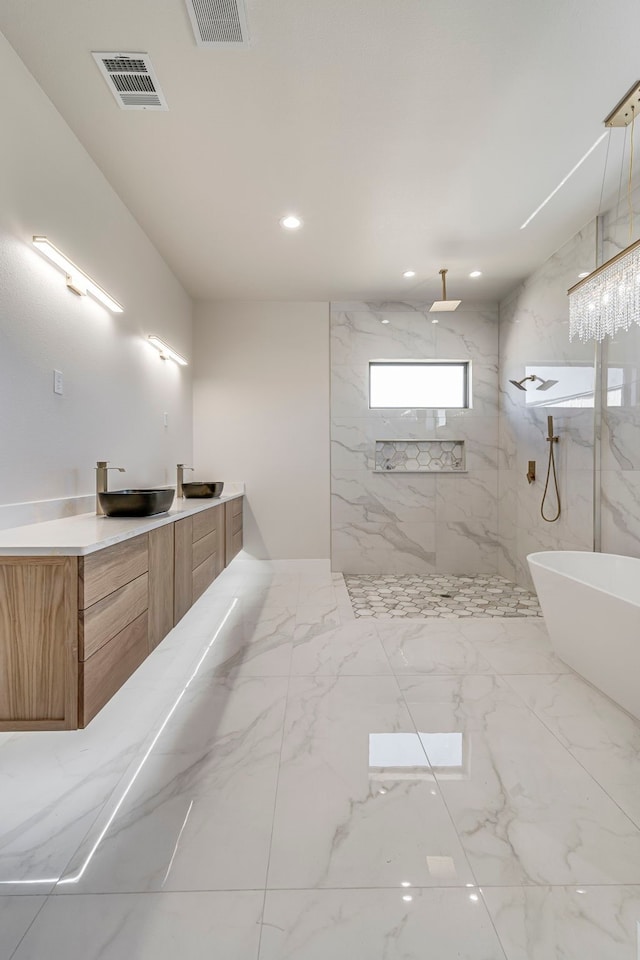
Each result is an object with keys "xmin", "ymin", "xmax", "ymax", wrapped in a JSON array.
[{"xmin": 629, "ymin": 105, "xmax": 635, "ymax": 243}]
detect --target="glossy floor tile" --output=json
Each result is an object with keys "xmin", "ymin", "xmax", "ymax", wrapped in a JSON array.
[
  {"xmin": 57, "ymin": 677, "xmax": 288, "ymax": 893},
  {"xmin": 376, "ymin": 619, "xmax": 496, "ymax": 674},
  {"xmin": 506, "ymin": 672, "xmax": 640, "ymax": 826},
  {"xmin": 260, "ymin": 888, "xmax": 506, "ymax": 959},
  {"xmin": 267, "ymin": 676, "xmax": 474, "ymax": 888},
  {"xmin": 460, "ymin": 617, "xmax": 572, "ymax": 674},
  {"xmin": 11, "ymin": 892, "xmax": 263, "ymax": 960},
  {"xmin": 3, "ymin": 555, "xmax": 640, "ymax": 959},
  {"xmin": 401, "ymin": 675, "xmax": 640, "ymax": 886},
  {"xmin": 483, "ymin": 885, "xmax": 640, "ymax": 960},
  {"xmin": 0, "ymin": 897, "xmax": 45, "ymax": 957},
  {"xmin": 290, "ymin": 620, "xmax": 391, "ymax": 675}
]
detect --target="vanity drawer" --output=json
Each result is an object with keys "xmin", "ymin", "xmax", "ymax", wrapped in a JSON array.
[
  {"xmin": 192, "ymin": 506, "xmax": 220, "ymax": 543},
  {"xmin": 192, "ymin": 530, "xmax": 217, "ymax": 570},
  {"xmin": 230, "ymin": 497, "xmax": 243, "ymax": 519},
  {"xmin": 228, "ymin": 529, "xmax": 243, "ymax": 561},
  {"xmin": 79, "ymin": 573, "xmax": 148, "ymax": 660},
  {"xmin": 79, "ymin": 535, "xmax": 148, "ymax": 608},
  {"xmin": 193, "ymin": 553, "xmax": 217, "ymax": 602},
  {"xmin": 79, "ymin": 612, "xmax": 148, "ymax": 726}
]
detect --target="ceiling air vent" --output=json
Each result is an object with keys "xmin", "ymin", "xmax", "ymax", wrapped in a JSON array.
[
  {"xmin": 92, "ymin": 52, "xmax": 168, "ymax": 110},
  {"xmin": 185, "ymin": 0, "xmax": 250, "ymax": 47}
]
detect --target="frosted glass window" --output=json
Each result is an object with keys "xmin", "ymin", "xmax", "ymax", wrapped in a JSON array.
[{"xmin": 369, "ymin": 362, "xmax": 469, "ymax": 409}]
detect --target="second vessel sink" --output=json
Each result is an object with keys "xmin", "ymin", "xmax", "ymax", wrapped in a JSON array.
[
  {"xmin": 98, "ymin": 489, "xmax": 175, "ymax": 517},
  {"xmin": 182, "ymin": 481, "xmax": 224, "ymax": 499}
]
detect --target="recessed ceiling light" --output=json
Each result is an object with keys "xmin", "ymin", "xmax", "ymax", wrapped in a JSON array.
[
  {"xmin": 578, "ymin": 271, "xmax": 590, "ymax": 278},
  {"xmin": 469, "ymin": 270, "xmax": 482, "ymax": 278},
  {"xmin": 381, "ymin": 319, "xmax": 390, "ymax": 324},
  {"xmin": 279, "ymin": 215, "xmax": 302, "ymax": 230},
  {"xmin": 402, "ymin": 270, "xmax": 416, "ymax": 278}
]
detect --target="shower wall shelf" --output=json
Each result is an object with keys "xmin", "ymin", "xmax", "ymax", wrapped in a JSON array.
[{"xmin": 374, "ymin": 440, "xmax": 466, "ymax": 473}]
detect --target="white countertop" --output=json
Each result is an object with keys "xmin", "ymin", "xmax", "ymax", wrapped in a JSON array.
[{"xmin": 0, "ymin": 489, "xmax": 244, "ymax": 557}]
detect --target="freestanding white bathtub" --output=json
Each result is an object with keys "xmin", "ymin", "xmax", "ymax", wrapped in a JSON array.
[{"xmin": 528, "ymin": 551, "xmax": 640, "ymax": 721}]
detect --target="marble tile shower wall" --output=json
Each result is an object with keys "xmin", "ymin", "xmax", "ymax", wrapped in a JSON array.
[
  {"xmin": 601, "ymin": 183, "xmax": 640, "ymax": 558},
  {"xmin": 330, "ymin": 302, "xmax": 499, "ymax": 574},
  {"xmin": 498, "ymin": 221, "xmax": 597, "ymax": 588}
]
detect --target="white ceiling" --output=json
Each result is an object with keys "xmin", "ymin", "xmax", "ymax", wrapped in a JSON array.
[{"xmin": 1, "ymin": 0, "xmax": 639, "ymax": 303}]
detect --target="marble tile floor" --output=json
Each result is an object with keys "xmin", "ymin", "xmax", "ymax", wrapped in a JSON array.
[
  {"xmin": 2, "ymin": 555, "xmax": 640, "ymax": 958},
  {"xmin": 345, "ymin": 573, "xmax": 542, "ymax": 618}
]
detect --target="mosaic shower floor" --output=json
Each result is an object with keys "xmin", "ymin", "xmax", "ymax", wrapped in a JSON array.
[{"xmin": 344, "ymin": 574, "xmax": 541, "ymax": 618}]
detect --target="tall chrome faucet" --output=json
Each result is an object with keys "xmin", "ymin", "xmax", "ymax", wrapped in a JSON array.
[
  {"xmin": 95, "ymin": 460, "xmax": 125, "ymax": 515},
  {"xmin": 176, "ymin": 463, "xmax": 194, "ymax": 498}
]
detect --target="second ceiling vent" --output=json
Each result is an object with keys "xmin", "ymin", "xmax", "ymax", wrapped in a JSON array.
[
  {"xmin": 185, "ymin": 0, "xmax": 250, "ymax": 47},
  {"xmin": 92, "ymin": 53, "xmax": 168, "ymax": 110}
]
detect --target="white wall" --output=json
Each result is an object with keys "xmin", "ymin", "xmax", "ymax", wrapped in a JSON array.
[
  {"xmin": 193, "ymin": 302, "xmax": 330, "ymax": 559},
  {"xmin": 0, "ymin": 31, "xmax": 193, "ymax": 520}
]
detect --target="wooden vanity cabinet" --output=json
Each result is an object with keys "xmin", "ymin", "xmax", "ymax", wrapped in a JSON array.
[{"xmin": 0, "ymin": 497, "xmax": 242, "ymax": 730}]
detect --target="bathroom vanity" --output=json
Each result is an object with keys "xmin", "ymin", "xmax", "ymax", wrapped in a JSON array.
[{"xmin": 0, "ymin": 493, "xmax": 243, "ymax": 731}]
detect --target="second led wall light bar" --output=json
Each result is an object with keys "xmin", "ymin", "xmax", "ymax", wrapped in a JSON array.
[{"xmin": 148, "ymin": 335, "xmax": 188, "ymax": 366}]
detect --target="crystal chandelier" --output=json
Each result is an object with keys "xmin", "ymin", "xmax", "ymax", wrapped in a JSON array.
[
  {"xmin": 568, "ymin": 81, "xmax": 640, "ymax": 342},
  {"xmin": 568, "ymin": 238, "xmax": 640, "ymax": 342}
]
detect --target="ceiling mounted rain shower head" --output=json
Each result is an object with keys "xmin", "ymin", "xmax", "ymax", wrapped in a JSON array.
[
  {"xmin": 429, "ymin": 268, "xmax": 461, "ymax": 313},
  {"xmin": 509, "ymin": 375, "xmax": 559, "ymax": 392}
]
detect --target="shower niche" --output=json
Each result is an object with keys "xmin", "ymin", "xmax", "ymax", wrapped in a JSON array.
[{"xmin": 374, "ymin": 439, "xmax": 466, "ymax": 473}]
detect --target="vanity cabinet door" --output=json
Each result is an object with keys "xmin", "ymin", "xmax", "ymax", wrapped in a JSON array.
[
  {"xmin": 225, "ymin": 498, "xmax": 243, "ymax": 566},
  {"xmin": 0, "ymin": 557, "xmax": 78, "ymax": 730},
  {"xmin": 174, "ymin": 516, "xmax": 193, "ymax": 625},
  {"xmin": 149, "ymin": 524, "xmax": 174, "ymax": 649}
]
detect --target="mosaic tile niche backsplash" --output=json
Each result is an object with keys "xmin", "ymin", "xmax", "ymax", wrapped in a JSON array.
[
  {"xmin": 374, "ymin": 440, "xmax": 465, "ymax": 473},
  {"xmin": 330, "ymin": 301, "xmax": 499, "ymax": 574}
]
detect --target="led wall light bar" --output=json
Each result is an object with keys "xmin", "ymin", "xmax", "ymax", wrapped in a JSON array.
[
  {"xmin": 148, "ymin": 335, "xmax": 188, "ymax": 366},
  {"xmin": 32, "ymin": 236, "xmax": 123, "ymax": 313}
]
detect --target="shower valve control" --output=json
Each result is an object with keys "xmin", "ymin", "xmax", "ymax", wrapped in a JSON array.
[{"xmin": 527, "ymin": 461, "xmax": 536, "ymax": 484}]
